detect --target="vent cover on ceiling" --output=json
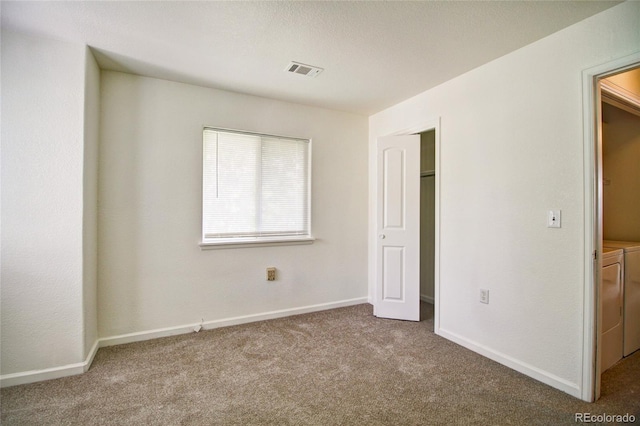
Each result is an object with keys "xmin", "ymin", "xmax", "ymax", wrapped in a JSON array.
[{"xmin": 286, "ymin": 61, "xmax": 323, "ymax": 78}]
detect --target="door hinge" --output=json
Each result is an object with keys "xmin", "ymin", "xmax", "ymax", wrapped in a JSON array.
[{"xmin": 593, "ymin": 250, "xmax": 597, "ymax": 261}]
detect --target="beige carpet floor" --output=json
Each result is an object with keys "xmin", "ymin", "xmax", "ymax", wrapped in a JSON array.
[{"xmin": 2, "ymin": 303, "xmax": 639, "ymax": 425}]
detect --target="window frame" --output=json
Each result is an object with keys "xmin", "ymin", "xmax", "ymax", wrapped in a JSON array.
[{"xmin": 199, "ymin": 127, "xmax": 314, "ymax": 249}]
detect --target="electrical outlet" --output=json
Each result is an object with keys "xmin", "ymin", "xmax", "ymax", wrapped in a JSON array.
[
  {"xmin": 480, "ymin": 289, "xmax": 489, "ymax": 304},
  {"xmin": 267, "ymin": 267, "xmax": 276, "ymax": 281},
  {"xmin": 547, "ymin": 210, "xmax": 561, "ymax": 228}
]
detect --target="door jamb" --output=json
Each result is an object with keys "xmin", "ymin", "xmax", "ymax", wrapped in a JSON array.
[{"xmin": 581, "ymin": 51, "xmax": 640, "ymax": 402}]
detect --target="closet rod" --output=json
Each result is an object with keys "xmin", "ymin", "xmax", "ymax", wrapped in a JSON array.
[{"xmin": 421, "ymin": 171, "xmax": 435, "ymax": 178}]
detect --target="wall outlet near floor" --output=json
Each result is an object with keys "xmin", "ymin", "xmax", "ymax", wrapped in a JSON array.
[
  {"xmin": 480, "ymin": 288, "xmax": 489, "ymax": 304},
  {"xmin": 266, "ymin": 267, "xmax": 276, "ymax": 281}
]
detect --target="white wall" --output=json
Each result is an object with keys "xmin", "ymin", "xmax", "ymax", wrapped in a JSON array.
[
  {"xmin": 98, "ymin": 72, "xmax": 368, "ymax": 339},
  {"xmin": 369, "ymin": 1, "xmax": 640, "ymax": 398},
  {"xmin": 1, "ymin": 30, "xmax": 96, "ymax": 379}
]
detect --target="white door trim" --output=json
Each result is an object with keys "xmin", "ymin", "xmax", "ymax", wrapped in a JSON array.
[
  {"xmin": 581, "ymin": 51, "xmax": 640, "ymax": 402},
  {"xmin": 373, "ymin": 117, "xmax": 441, "ymax": 331}
]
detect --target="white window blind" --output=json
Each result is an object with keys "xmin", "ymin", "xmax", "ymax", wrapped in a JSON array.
[{"xmin": 202, "ymin": 128, "xmax": 311, "ymax": 245}]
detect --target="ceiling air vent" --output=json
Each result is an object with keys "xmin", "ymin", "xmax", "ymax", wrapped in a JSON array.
[{"xmin": 286, "ymin": 61, "xmax": 323, "ymax": 78}]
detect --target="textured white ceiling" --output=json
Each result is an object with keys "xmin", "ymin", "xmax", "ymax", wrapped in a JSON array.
[{"xmin": 1, "ymin": 1, "xmax": 620, "ymax": 115}]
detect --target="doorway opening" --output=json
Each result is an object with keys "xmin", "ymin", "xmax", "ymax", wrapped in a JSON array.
[
  {"xmin": 374, "ymin": 118, "xmax": 440, "ymax": 331},
  {"xmin": 583, "ymin": 54, "xmax": 640, "ymax": 402},
  {"xmin": 596, "ymin": 65, "xmax": 640, "ymax": 400},
  {"xmin": 419, "ymin": 130, "xmax": 436, "ymax": 326}
]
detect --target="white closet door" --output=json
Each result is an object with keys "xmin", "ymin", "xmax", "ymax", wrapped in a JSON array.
[{"xmin": 375, "ymin": 135, "xmax": 420, "ymax": 321}]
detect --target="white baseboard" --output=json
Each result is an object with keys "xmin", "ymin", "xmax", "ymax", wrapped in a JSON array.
[
  {"xmin": 437, "ymin": 327, "xmax": 581, "ymax": 399},
  {"xmin": 85, "ymin": 339, "xmax": 100, "ymax": 370},
  {"xmin": 1, "ymin": 298, "xmax": 368, "ymax": 388},
  {"xmin": 420, "ymin": 294, "xmax": 434, "ymax": 304},
  {"xmin": 99, "ymin": 297, "xmax": 369, "ymax": 347},
  {"xmin": 1, "ymin": 302, "xmax": 581, "ymax": 400},
  {"xmin": 0, "ymin": 339, "xmax": 99, "ymax": 388}
]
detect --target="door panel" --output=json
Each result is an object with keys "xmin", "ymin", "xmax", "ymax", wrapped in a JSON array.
[
  {"xmin": 383, "ymin": 246, "xmax": 405, "ymax": 301},
  {"xmin": 383, "ymin": 149, "xmax": 405, "ymax": 229},
  {"xmin": 376, "ymin": 135, "xmax": 420, "ymax": 321}
]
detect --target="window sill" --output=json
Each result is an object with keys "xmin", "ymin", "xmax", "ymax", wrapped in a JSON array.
[{"xmin": 199, "ymin": 236, "xmax": 315, "ymax": 250}]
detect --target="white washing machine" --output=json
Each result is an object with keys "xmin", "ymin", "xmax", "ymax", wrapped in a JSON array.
[
  {"xmin": 604, "ymin": 240, "xmax": 640, "ymax": 357},
  {"xmin": 601, "ymin": 247, "xmax": 624, "ymax": 373}
]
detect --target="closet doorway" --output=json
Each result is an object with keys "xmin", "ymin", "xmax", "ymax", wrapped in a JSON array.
[
  {"xmin": 374, "ymin": 120, "xmax": 440, "ymax": 331},
  {"xmin": 419, "ymin": 130, "xmax": 437, "ymax": 325}
]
